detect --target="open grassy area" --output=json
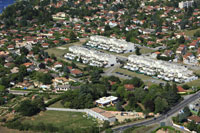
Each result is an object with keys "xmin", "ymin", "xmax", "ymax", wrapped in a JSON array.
[
  {"xmin": 113, "ymin": 68, "xmax": 164, "ymax": 85},
  {"xmin": 140, "ymin": 47, "xmax": 155, "ymax": 54},
  {"xmin": 23, "ymin": 111, "xmax": 97, "ymax": 130},
  {"xmin": 0, "ymin": 126, "xmax": 29, "ymax": 133},
  {"xmin": 45, "ymin": 41, "xmax": 83, "ymax": 58},
  {"xmin": 125, "ymin": 125, "xmax": 158, "ymax": 133},
  {"xmin": 184, "ymin": 28, "xmax": 200, "ymax": 37},
  {"xmin": 185, "ymin": 78, "xmax": 200, "ymax": 87},
  {"xmin": 45, "ymin": 41, "xmax": 87, "ymax": 68},
  {"xmin": 49, "ymin": 100, "xmax": 64, "ymax": 108}
]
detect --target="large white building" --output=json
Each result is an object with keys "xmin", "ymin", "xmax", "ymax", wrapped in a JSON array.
[
  {"xmin": 96, "ymin": 96, "xmax": 118, "ymax": 107},
  {"xmin": 86, "ymin": 35, "xmax": 137, "ymax": 53},
  {"xmin": 86, "ymin": 107, "xmax": 116, "ymax": 123},
  {"xmin": 179, "ymin": 1, "xmax": 193, "ymax": 9},
  {"xmin": 64, "ymin": 46, "xmax": 117, "ymax": 67},
  {"xmin": 124, "ymin": 55, "xmax": 198, "ymax": 83}
]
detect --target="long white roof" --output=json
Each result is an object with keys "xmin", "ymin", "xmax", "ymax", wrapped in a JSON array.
[
  {"xmin": 69, "ymin": 46, "xmax": 116, "ymax": 61},
  {"xmin": 128, "ymin": 55, "xmax": 194, "ymax": 76},
  {"xmin": 90, "ymin": 35, "xmax": 136, "ymax": 48},
  {"xmin": 96, "ymin": 96, "xmax": 118, "ymax": 105}
]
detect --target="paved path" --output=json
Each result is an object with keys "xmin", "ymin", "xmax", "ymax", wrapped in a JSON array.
[{"xmin": 46, "ymin": 107, "xmax": 87, "ymax": 113}]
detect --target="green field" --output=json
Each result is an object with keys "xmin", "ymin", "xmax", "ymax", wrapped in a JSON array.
[
  {"xmin": 184, "ymin": 28, "xmax": 200, "ymax": 37},
  {"xmin": 185, "ymin": 78, "xmax": 200, "ymax": 87},
  {"xmin": 113, "ymin": 68, "xmax": 164, "ymax": 85},
  {"xmin": 140, "ymin": 47, "xmax": 155, "ymax": 54},
  {"xmin": 45, "ymin": 41, "xmax": 87, "ymax": 68},
  {"xmin": 45, "ymin": 41, "xmax": 83, "ymax": 58},
  {"xmin": 124, "ymin": 125, "xmax": 158, "ymax": 133},
  {"xmin": 23, "ymin": 111, "xmax": 97, "ymax": 129},
  {"xmin": 49, "ymin": 100, "xmax": 64, "ymax": 108}
]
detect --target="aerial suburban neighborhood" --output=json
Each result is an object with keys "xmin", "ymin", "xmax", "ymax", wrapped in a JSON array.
[{"xmin": 1, "ymin": 0, "xmax": 200, "ymax": 132}]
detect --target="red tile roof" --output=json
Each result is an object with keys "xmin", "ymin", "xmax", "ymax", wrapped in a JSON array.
[
  {"xmin": 177, "ymin": 86, "xmax": 186, "ymax": 92},
  {"xmin": 71, "ymin": 69, "xmax": 83, "ymax": 75},
  {"xmin": 124, "ymin": 84, "xmax": 135, "ymax": 91}
]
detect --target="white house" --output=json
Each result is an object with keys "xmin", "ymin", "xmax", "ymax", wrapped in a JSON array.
[{"xmin": 55, "ymin": 85, "xmax": 70, "ymax": 91}]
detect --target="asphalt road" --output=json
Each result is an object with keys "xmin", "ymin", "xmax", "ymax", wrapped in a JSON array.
[{"xmin": 112, "ymin": 91, "xmax": 200, "ymax": 132}]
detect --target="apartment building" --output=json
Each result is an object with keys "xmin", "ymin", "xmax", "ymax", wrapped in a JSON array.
[
  {"xmin": 86, "ymin": 35, "xmax": 136, "ymax": 53},
  {"xmin": 124, "ymin": 55, "xmax": 198, "ymax": 83},
  {"xmin": 179, "ymin": 0, "xmax": 193, "ymax": 9},
  {"xmin": 64, "ymin": 46, "xmax": 117, "ymax": 67}
]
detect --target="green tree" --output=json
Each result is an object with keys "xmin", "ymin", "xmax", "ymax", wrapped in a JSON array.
[
  {"xmin": 103, "ymin": 121, "xmax": 110, "ymax": 130},
  {"xmin": 16, "ymin": 100, "xmax": 40, "ymax": 116},
  {"xmin": 135, "ymin": 46, "xmax": 141, "ymax": 55},
  {"xmin": 187, "ymin": 120, "xmax": 197, "ymax": 131},
  {"xmin": 116, "ymin": 102, "xmax": 123, "ymax": 111},
  {"xmin": 154, "ymin": 97, "xmax": 168, "ymax": 113},
  {"xmin": 69, "ymin": 31, "xmax": 77, "ymax": 41}
]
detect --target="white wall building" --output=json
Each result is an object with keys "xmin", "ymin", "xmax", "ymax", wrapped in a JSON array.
[
  {"xmin": 86, "ymin": 35, "xmax": 137, "ymax": 53},
  {"xmin": 179, "ymin": 1, "xmax": 194, "ymax": 9},
  {"xmin": 124, "ymin": 55, "xmax": 198, "ymax": 83},
  {"xmin": 96, "ymin": 96, "xmax": 118, "ymax": 107},
  {"xmin": 86, "ymin": 107, "xmax": 116, "ymax": 123},
  {"xmin": 64, "ymin": 46, "xmax": 117, "ymax": 67}
]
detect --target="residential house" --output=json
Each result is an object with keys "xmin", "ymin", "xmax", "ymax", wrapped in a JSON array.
[
  {"xmin": 176, "ymin": 45, "xmax": 187, "ymax": 55},
  {"xmin": 124, "ymin": 84, "xmax": 135, "ymax": 91},
  {"xmin": 183, "ymin": 52, "xmax": 197, "ymax": 65},
  {"xmin": 42, "ymin": 43, "xmax": 49, "ymax": 48},
  {"xmin": 161, "ymin": 50, "xmax": 174, "ymax": 57},
  {"xmin": 10, "ymin": 67, "xmax": 19, "ymax": 74},
  {"xmin": 4, "ymin": 62, "xmax": 14, "ymax": 68},
  {"xmin": 7, "ymin": 45, "xmax": 15, "ymax": 50},
  {"xmin": 177, "ymin": 86, "xmax": 187, "ymax": 93},
  {"xmin": 55, "ymin": 85, "xmax": 70, "ymax": 91},
  {"xmin": 188, "ymin": 115, "xmax": 200, "ymax": 124},
  {"xmin": 71, "ymin": 69, "xmax": 83, "ymax": 77},
  {"xmin": 189, "ymin": 40, "xmax": 199, "ymax": 49},
  {"xmin": 151, "ymin": 51, "xmax": 161, "ymax": 58}
]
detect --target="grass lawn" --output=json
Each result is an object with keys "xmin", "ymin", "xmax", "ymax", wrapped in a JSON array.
[
  {"xmin": 45, "ymin": 41, "xmax": 83, "ymax": 58},
  {"xmin": 45, "ymin": 41, "xmax": 87, "ymax": 68},
  {"xmin": 193, "ymin": 69, "xmax": 200, "ymax": 75},
  {"xmin": 113, "ymin": 68, "xmax": 164, "ymax": 85},
  {"xmin": 23, "ymin": 111, "xmax": 97, "ymax": 129},
  {"xmin": 49, "ymin": 100, "xmax": 64, "ymax": 108},
  {"xmin": 0, "ymin": 126, "xmax": 29, "ymax": 133},
  {"xmin": 184, "ymin": 28, "xmax": 200, "ymax": 37},
  {"xmin": 185, "ymin": 78, "xmax": 200, "ymax": 87},
  {"xmin": 125, "ymin": 125, "xmax": 158, "ymax": 133},
  {"xmin": 140, "ymin": 47, "xmax": 155, "ymax": 54}
]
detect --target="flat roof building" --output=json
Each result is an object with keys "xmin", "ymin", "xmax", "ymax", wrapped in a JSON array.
[
  {"xmin": 96, "ymin": 96, "xmax": 118, "ymax": 107},
  {"xmin": 124, "ymin": 55, "xmax": 198, "ymax": 83},
  {"xmin": 86, "ymin": 35, "xmax": 137, "ymax": 53},
  {"xmin": 64, "ymin": 46, "xmax": 117, "ymax": 67}
]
